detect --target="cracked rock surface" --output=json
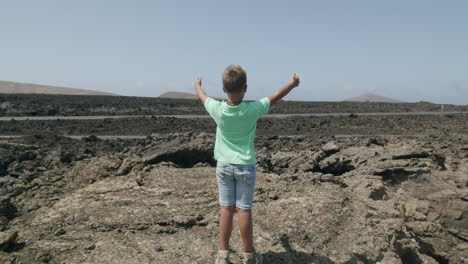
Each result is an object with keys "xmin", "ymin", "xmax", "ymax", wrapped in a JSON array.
[{"xmin": 0, "ymin": 128, "xmax": 467, "ymax": 263}]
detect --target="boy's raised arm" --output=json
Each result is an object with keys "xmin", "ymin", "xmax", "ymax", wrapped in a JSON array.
[
  {"xmin": 194, "ymin": 76, "xmax": 208, "ymax": 105},
  {"xmin": 268, "ymin": 73, "xmax": 300, "ymax": 105}
]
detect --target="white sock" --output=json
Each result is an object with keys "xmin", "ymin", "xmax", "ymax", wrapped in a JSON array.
[
  {"xmin": 218, "ymin": 250, "xmax": 229, "ymax": 258},
  {"xmin": 243, "ymin": 251, "xmax": 254, "ymax": 259}
]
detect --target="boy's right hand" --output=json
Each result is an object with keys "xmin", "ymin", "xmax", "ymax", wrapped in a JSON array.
[
  {"xmin": 289, "ymin": 73, "xmax": 300, "ymax": 88},
  {"xmin": 195, "ymin": 76, "xmax": 202, "ymax": 87}
]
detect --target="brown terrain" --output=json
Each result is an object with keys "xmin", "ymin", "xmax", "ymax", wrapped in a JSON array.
[
  {"xmin": 0, "ymin": 94, "xmax": 467, "ymax": 117},
  {"xmin": 345, "ymin": 93, "xmax": 401, "ymax": 103},
  {"xmin": 159, "ymin": 91, "xmax": 199, "ymax": 100},
  {"xmin": 0, "ymin": 95, "xmax": 467, "ymax": 263},
  {"xmin": 0, "ymin": 81, "xmax": 118, "ymax": 96}
]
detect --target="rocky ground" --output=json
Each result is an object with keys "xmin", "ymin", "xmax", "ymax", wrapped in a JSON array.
[
  {"xmin": 1, "ymin": 114, "xmax": 467, "ymax": 137},
  {"xmin": 0, "ymin": 95, "xmax": 467, "ymax": 264},
  {"xmin": 0, "ymin": 118, "xmax": 467, "ymax": 263},
  {"xmin": 1, "ymin": 94, "xmax": 467, "ymax": 117}
]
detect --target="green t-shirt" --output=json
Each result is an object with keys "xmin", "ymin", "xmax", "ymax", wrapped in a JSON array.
[{"xmin": 204, "ymin": 97, "xmax": 270, "ymax": 165}]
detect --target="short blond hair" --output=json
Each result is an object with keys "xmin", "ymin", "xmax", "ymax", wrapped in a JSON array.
[{"xmin": 222, "ymin": 65, "xmax": 247, "ymax": 94}]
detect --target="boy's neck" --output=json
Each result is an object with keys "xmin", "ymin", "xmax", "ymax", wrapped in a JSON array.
[
  {"xmin": 227, "ymin": 98, "xmax": 243, "ymax": 106},
  {"xmin": 227, "ymin": 93, "xmax": 244, "ymax": 106}
]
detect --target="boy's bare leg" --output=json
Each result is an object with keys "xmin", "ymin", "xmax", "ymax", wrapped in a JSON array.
[
  {"xmin": 237, "ymin": 208, "xmax": 254, "ymax": 253},
  {"xmin": 219, "ymin": 205, "xmax": 236, "ymax": 250}
]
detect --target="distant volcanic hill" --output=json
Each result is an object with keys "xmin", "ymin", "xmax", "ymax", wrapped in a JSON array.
[
  {"xmin": 159, "ymin": 91, "xmax": 199, "ymax": 100},
  {"xmin": 345, "ymin": 93, "xmax": 401, "ymax": 103},
  {"xmin": 159, "ymin": 91, "xmax": 225, "ymax": 101},
  {"xmin": 0, "ymin": 81, "xmax": 118, "ymax": 96}
]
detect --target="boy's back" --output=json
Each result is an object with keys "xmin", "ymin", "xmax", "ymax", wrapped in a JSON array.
[
  {"xmin": 194, "ymin": 65, "xmax": 299, "ymax": 264},
  {"xmin": 204, "ymin": 97, "xmax": 270, "ymax": 165}
]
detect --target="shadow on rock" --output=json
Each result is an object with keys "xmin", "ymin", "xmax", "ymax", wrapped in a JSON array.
[
  {"xmin": 263, "ymin": 251, "xmax": 334, "ymax": 264},
  {"xmin": 263, "ymin": 235, "xmax": 334, "ymax": 264}
]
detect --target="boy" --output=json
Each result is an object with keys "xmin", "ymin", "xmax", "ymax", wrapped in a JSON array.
[{"xmin": 194, "ymin": 65, "xmax": 300, "ymax": 264}]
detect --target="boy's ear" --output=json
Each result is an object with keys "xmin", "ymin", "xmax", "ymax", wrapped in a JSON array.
[{"xmin": 244, "ymin": 84, "xmax": 248, "ymax": 92}]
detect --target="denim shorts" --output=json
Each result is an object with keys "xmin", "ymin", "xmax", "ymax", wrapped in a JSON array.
[{"xmin": 216, "ymin": 161, "xmax": 257, "ymax": 210}]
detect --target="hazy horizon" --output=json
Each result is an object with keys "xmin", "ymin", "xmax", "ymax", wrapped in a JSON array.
[{"xmin": 1, "ymin": 0, "xmax": 467, "ymax": 104}]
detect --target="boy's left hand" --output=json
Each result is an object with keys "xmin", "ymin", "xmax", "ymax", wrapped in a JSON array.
[{"xmin": 194, "ymin": 76, "xmax": 207, "ymax": 104}]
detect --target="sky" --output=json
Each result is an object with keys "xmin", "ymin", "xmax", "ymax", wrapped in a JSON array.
[{"xmin": 0, "ymin": 0, "xmax": 467, "ymax": 104}]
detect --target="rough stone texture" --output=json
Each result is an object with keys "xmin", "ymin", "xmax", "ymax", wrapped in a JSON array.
[
  {"xmin": 2, "ymin": 114, "xmax": 468, "ymax": 139},
  {"xmin": 1, "ymin": 93, "xmax": 466, "ymax": 117},
  {"xmin": 0, "ymin": 128, "xmax": 467, "ymax": 263}
]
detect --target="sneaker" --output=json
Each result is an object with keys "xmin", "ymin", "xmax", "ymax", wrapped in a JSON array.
[
  {"xmin": 243, "ymin": 250, "xmax": 263, "ymax": 264},
  {"xmin": 215, "ymin": 250, "xmax": 230, "ymax": 264}
]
